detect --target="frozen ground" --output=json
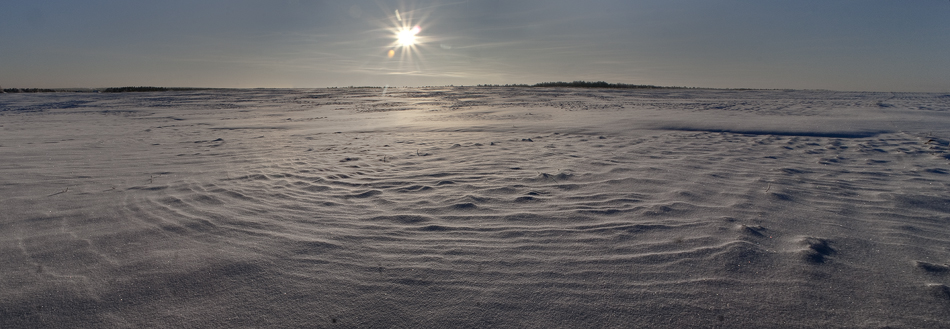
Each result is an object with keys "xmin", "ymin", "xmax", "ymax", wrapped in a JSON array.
[{"xmin": 2, "ymin": 87, "xmax": 950, "ymax": 327}]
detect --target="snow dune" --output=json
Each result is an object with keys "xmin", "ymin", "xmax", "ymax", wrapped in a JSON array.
[{"xmin": 2, "ymin": 87, "xmax": 950, "ymax": 327}]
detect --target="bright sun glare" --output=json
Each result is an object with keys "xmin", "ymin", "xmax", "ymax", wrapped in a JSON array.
[
  {"xmin": 397, "ymin": 26, "xmax": 421, "ymax": 46},
  {"xmin": 386, "ymin": 8, "xmax": 428, "ymax": 62}
]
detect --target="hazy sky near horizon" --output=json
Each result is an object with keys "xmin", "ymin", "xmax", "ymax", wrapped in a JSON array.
[{"xmin": 2, "ymin": 0, "xmax": 949, "ymax": 92}]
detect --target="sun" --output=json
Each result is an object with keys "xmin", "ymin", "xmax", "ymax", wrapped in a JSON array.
[
  {"xmin": 383, "ymin": 7, "xmax": 431, "ymax": 64},
  {"xmin": 396, "ymin": 26, "xmax": 421, "ymax": 47}
]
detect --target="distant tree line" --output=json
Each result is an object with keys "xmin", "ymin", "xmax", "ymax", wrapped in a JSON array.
[
  {"xmin": 2, "ymin": 88, "xmax": 57, "ymax": 93},
  {"xmin": 533, "ymin": 81, "xmax": 675, "ymax": 89},
  {"xmin": 475, "ymin": 81, "xmax": 694, "ymax": 89},
  {"xmin": 1, "ymin": 86, "xmax": 210, "ymax": 93},
  {"xmin": 101, "ymin": 86, "xmax": 168, "ymax": 92},
  {"xmin": 476, "ymin": 83, "xmax": 532, "ymax": 87},
  {"xmin": 102, "ymin": 86, "xmax": 209, "ymax": 92}
]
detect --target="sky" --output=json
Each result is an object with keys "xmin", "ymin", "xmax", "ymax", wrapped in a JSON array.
[{"xmin": 2, "ymin": 0, "xmax": 949, "ymax": 92}]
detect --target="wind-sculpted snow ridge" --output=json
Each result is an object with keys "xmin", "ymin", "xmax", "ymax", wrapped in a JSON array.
[
  {"xmin": 1, "ymin": 87, "xmax": 950, "ymax": 327},
  {"xmin": 656, "ymin": 126, "xmax": 891, "ymax": 138}
]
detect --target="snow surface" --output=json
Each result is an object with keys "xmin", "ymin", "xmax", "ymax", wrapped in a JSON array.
[{"xmin": 2, "ymin": 87, "xmax": 950, "ymax": 327}]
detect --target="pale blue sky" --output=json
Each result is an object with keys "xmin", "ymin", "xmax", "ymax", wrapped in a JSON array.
[{"xmin": 2, "ymin": 0, "xmax": 948, "ymax": 91}]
